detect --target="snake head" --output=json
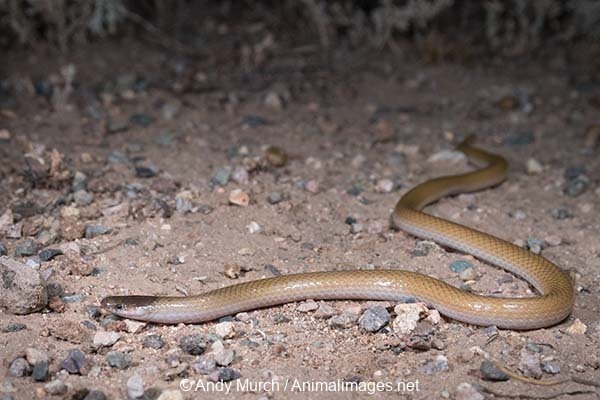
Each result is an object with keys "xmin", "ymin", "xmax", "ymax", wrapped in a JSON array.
[{"xmin": 101, "ymin": 296, "xmax": 159, "ymax": 320}]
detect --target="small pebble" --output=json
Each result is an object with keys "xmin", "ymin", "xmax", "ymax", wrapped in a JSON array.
[
  {"xmin": 510, "ymin": 209, "xmax": 527, "ymax": 220},
  {"xmin": 358, "ymin": 306, "xmax": 390, "ymax": 332},
  {"xmin": 328, "ymin": 312, "xmax": 358, "ymax": 329},
  {"xmin": 296, "ymin": 300, "xmax": 319, "ymax": 313},
  {"xmin": 127, "ymin": 374, "xmax": 145, "ymax": 399},
  {"xmin": 519, "ymin": 349, "xmax": 542, "ymax": 379},
  {"xmin": 38, "ymin": 248, "xmax": 63, "ymax": 262},
  {"xmin": 267, "ymin": 192, "xmax": 284, "ymax": 204},
  {"xmin": 246, "ymin": 221, "xmax": 261, "ymax": 234},
  {"xmin": 223, "ymin": 263, "xmax": 241, "ymax": 279},
  {"xmin": 480, "ymin": 360, "xmax": 509, "ymax": 381},
  {"xmin": 135, "ymin": 164, "xmax": 159, "ymax": 178},
  {"xmin": 265, "ymin": 146, "xmax": 288, "ymax": 167},
  {"xmin": 211, "ymin": 167, "xmax": 231, "ymax": 186},
  {"xmin": 73, "ymin": 190, "xmax": 94, "ymax": 206},
  {"xmin": 449, "ymin": 260, "xmax": 472, "ymax": 273},
  {"xmin": 419, "ymin": 355, "xmax": 449, "ymax": 374},
  {"xmin": 85, "ymin": 225, "xmax": 111, "ymax": 239},
  {"xmin": 551, "ymin": 208, "xmax": 573, "ymax": 220},
  {"xmin": 44, "ymin": 380, "xmax": 68, "ymax": 396},
  {"xmin": 106, "ymin": 351, "xmax": 131, "ymax": 370},
  {"xmin": 32, "ymin": 361, "xmax": 49, "ymax": 381},
  {"xmin": 193, "ymin": 355, "xmax": 217, "ymax": 374},
  {"xmin": 375, "ymin": 179, "xmax": 394, "ymax": 193},
  {"xmin": 566, "ymin": 318, "xmax": 587, "ymax": 335},
  {"xmin": 229, "ymin": 189, "xmax": 250, "ymax": 206},
  {"xmin": 15, "ymin": 239, "xmax": 37, "ymax": 257},
  {"xmin": 314, "ymin": 303, "xmax": 336, "ymax": 319},
  {"xmin": 526, "ymin": 158, "xmax": 543, "ymax": 175},
  {"xmin": 411, "ymin": 240, "xmax": 434, "ymax": 257},
  {"xmin": 214, "ymin": 321, "xmax": 235, "ymax": 339},
  {"xmin": 156, "ymin": 389, "xmax": 184, "ymax": 400},
  {"xmin": 214, "ymin": 349, "xmax": 235, "ymax": 366},
  {"xmin": 8, "ymin": 357, "xmax": 31, "ymax": 377},
  {"xmin": 541, "ymin": 360, "xmax": 561, "ymax": 374},
  {"xmin": 459, "ymin": 267, "xmax": 477, "ymax": 281},
  {"xmin": 393, "ymin": 303, "xmax": 428, "ymax": 335},
  {"xmin": 143, "ymin": 334, "xmax": 165, "ymax": 349},
  {"xmin": 544, "ymin": 235, "xmax": 562, "ymax": 246},
  {"xmin": 59, "ymin": 349, "xmax": 87, "ymax": 374},
  {"xmin": 231, "ymin": 166, "xmax": 249, "ymax": 184},
  {"xmin": 179, "ymin": 334, "xmax": 209, "ymax": 355},
  {"xmin": 93, "ymin": 331, "xmax": 121, "ymax": 347},
  {"xmin": 526, "ymin": 238, "xmax": 545, "ymax": 254},
  {"xmin": 83, "ymin": 390, "xmax": 107, "ymax": 400},
  {"xmin": 304, "ymin": 180, "xmax": 320, "ymax": 193},
  {"xmin": 0, "ymin": 242, "xmax": 7, "ymax": 256},
  {"xmin": 25, "ymin": 348, "xmax": 49, "ymax": 364},
  {"xmin": 564, "ymin": 175, "xmax": 589, "ymax": 197},
  {"xmin": 350, "ymin": 223, "xmax": 363, "ymax": 234},
  {"xmin": 427, "ymin": 150, "xmax": 466, "ymax": 163},
  {"xmin": 455, "ymin": 382, "xmax": 484, "ymax": 400},
  {"xmin": 209, "ymin": 368, "xmax": 241, "ymax": 382}
]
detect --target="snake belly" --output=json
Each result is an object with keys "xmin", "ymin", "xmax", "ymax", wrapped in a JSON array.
[{"xmin": 101, "ymin": 136, "xmax": 574, "ymax": 329}]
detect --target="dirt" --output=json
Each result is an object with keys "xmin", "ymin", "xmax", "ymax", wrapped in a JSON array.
[{"xmin": 1, "ymin": 38, "xmax": 599, "ymax": 400}]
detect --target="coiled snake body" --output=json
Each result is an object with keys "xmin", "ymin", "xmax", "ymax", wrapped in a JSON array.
[{"xmin": 101, "ymin": 137, "xmax": 574, "ymax": 329}]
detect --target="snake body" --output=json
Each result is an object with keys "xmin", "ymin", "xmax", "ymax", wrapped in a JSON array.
[{"xmin": 101, "ymin": 137, "xmax": 574, "ymax": 329}]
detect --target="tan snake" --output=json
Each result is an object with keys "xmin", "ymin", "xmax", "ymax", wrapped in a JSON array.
[{"xmin": 101, "ymin": 136, "xmax": 574, "ymax": 329}]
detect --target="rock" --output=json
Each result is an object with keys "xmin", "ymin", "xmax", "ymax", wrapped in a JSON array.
[
  {"xmin": 106, "ymin": 351, "xmax": 131, "ymax": 369},
  {"xmin": 296, "ymin": 300, "xmax": 319, "ymax": 313},
  {"xmin": 0, "ymin": 242, "xmax": 6, "ymax": 256},
  {"xmin": 127, "ymin": 374, "xmax": 144, "ymax": 399},
  {"xmin": 8, "ymin": 357, "xmax": 31, "ymax": 377},
  {"xmin": 124, "ymin": 320, "xmax": 146, "ymax": 333},
  {"xmin": 419, "ymin": 355, "xmax": 449, "ymax": 374},
  {"xmin": 551, "ymin": 208, "xmax": 573, "ymax": 220},
  {"xmin": 161, "ymin": 99, "xmax": 181, "ymax": 120},
  {"xmin": 38, "ymin": 248, "xmax": 63, "ymax": 262},
  {"xmin": 93, "ymin": 331, "xmax": 121, "ymax": 347},
  {"xmin": 83, "ymin": 390, "xmax": 107, "ymax": 400},
  {"xmin": 143, "ymin": 334, "xmax": 165, "ymax": 349},
  {"xmin": 135, "ymin": 164, "xmax": 159, "ymax": 178},
  {"xmin": 480, "ymin": 360, "xmax": 509, "ymax": 381},
  {"xmin": 44, "ymin": 380, "xmax": 68, "ymax": 395},
  {"xmin": 246, "ymin": 221, "xmax": 261, "ymax": 234},
  {"xmin": 223, "ymin": 263, "xmax": 241, "ymax": 279},
  {"xmin": 229, "ymin": 189, "xmax": 249, "ymax": 206},
  {"xmin": 565, "ymin": 175, "xmax": 589, "ymax": 197},
  {"xmin": 455, "ymin": 382, "xmax": 484, "ymax": 400},
  {"xmin": 267, "ymin": 192, "xmax": 284, "ymax": 204},
  {"xmin": 265, "ymin": 146, "xmax": 288, "ymax": 167},
  {"xmin": 0, "ymin": 128, "xmax": 11, "ymax": 140},
  {"xmin": 504, "ymin": 131, "xmax": 534, "ymax": 146},
  {"xmin": 32, "ymin": 361, "xmax": 49, "ymax": 381},
  {"xmin": 519, "ymin": 348, "xmax": 542, "ymax": 379},
  {"xmin": 541, "ymin": 360, "xmax": 561, "ymax": 374},
  {"xmin": 85, "ymin": 224, "xmax": 111, "ymax": 239},
  {"xmin": 449, "ymin": 260, "xmax": 472, "ymax": 273},
  {"xmin": 59, "ymin": 349, "xmax": 87, "ymax": 374},
  {"xmin": 328, "ymin": 312, "xmax": 358, "ymax": 329},
  {"xmin": 180, "ymin": 334, "xmax": 209, "ymax": 355},
  {"xmin": 73, "ymin": 190, "xmax": 94, "ymax": 206},
  {"xmin": 214, "ymin": 321, "xmax": 235, "ymax": 339},
  {"xmin": 231, "ymin": 166, "xmax": 249, "ymax": 184},
  {"xmin": 72, "ymin": 171, "xmax": 88, "ymax": 192},
  {"xmin": 428, "ymin": 150, "xmax": 466, "ymax": 163},
  {"xmin": 157, "ymin": 389, "xmax": 184, "ymax": 400},
  {"xmin": 526, "ymin": 238, "xmax": 545, "ymax": 254},
  {"xmin": 526, "ymin": 158, "xmax": 543, "ymax": 174},
  {"xmin": 393, "ymin": 303, "xmax": 428, "ymax": 335},
  {"xmin": 0, "ymin": 256, "xmax": 48, "ymax": 314},
  {"xmin": 411, "ymin": 240, "xmax": 435, "ymax": 257},
  {"xmin": 264, "ymin": 92, "xmax": 284, "ymax": 110},
  {"xmin": 375, "ymin": 179, "xmax": 394, "ymax": 193},
  {"xmin": 314, "ymin": 302, "xmax": 336, "ymax": 319},
  {"xmin": 193, "ymin": 355, "xmax": 217, "ymax": 374},
  {"xmin": 214, "ymin": 349, "xmax": 235, "ymax": 366},
  {"xmin": 211, "ymin": 167, "xmax": 232, "ymax": 186},
  {"xmin": 208, "ymin": 368, "xmax": 240, "ymax": 382},
  {"xmin": 15, "ymin": 239, "xmax": 37, "ymax": 257},
  {"xmin": 358, "ymin": 306, "xmax": 391, "ymax": 332},
  {"xmin": 510, "ymin": 209, "xmax": 527, "ymax": 220},
  {"xmin": 350, "ymin": 223, "xmax": 363, "ymax": 234},
  {"xmin": 304, "ymin": 180, "xmax": 320, "ymax": 194},
  {"xmin": 566, "ymin": 318, "xmax": 587, "ymax": 335},
  {"xmin": 459, "ymin": 267, "xmax": 477, "ymax": 281},
  {"xmin": 25, "ymin": 348, "xmax": 49, "ymax": 364},
  {"xmin": 544, "ymin": 235, "xmax": 562, "ymax": 247}
]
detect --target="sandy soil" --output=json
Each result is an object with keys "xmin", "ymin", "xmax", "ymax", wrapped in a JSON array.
[{"xmin": 1, "ymin": 38, "xmax": 599, "ymax": 400}]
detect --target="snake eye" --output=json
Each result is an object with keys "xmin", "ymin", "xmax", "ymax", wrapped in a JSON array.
[{"xmin": 115, "ymin": 303, "xmax": 124, "ymax": 311}]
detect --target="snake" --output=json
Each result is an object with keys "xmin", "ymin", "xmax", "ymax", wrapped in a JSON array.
[{"xmin": 101, "ymin": 136, "xmax": 574, "ymax": 329}]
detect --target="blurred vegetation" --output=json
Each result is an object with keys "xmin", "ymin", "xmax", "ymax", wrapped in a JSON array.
[{"xmin": 0, "ymin": 0, "xmax": 599, "ymax": 55}]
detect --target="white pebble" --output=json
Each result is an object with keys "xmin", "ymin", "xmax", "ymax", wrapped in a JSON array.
[
  {"xmin": 375, "ymin": 179, "xmax": 394, "ymax": 193},
  {"xmin": 246, "ymin": 221, "xmax": 261, "ymax": 234},
  {"xmin": 93, "ymin": 331, "xmax": 121, "ymax": 347},
  {"xmin": 127, "ymin": 374, "xmax": 145, "ymax": 399},
  {"xmin": 427, "ymin": 150, "xmax": 466, "ymax": 163},
  {"xmin": 526, "ymin": 158, "xmax": 543, "ymax": 175},
  {"xmin": 214, "ymin": 321, "xmax": 236, "ymax": 339},
  {"xmin": 229, "ymin": 189, "xmax": 250, "ymax": 206}
]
